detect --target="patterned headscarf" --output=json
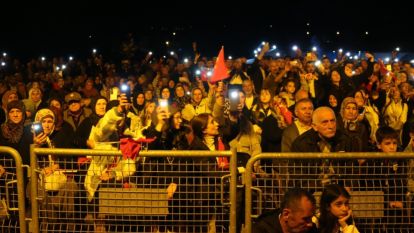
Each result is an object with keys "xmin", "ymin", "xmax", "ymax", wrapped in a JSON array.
[
  {"xmin": 34, "ymin": 108, "xmax": 55, "ymax": 135},
  {"xmin": 2, "ymin": 90, "xmax": 18, "ymax": 108},
  {"xmin": 1, "ymin": 100, "xmax": 25, "ymax": 144}
]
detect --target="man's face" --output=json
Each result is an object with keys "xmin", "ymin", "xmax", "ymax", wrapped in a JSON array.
[
  {"xmin": 378, "ymin": 138, "xmax": 398, "ymax": 152},
  {"xmin": 242, "ymin": 81, "xmax": 253, "ymax": 95},
  {"xmin": 192, "ymin": 89, "xmax": 203, "ymax": 104},
  {"xmin": 313, "ymin": 109, "xmax": 336, "ymax": 138},
  {"xmin": 284, "ymin": 197, "xmax": 315, "ymax": 233},
  {"xmin": 68, "ymin": 101, "xmax": 81, "ymax": 112},
  {"xmin": 295, "ymin": 102, "xmax": 313, "ymax": 124}
]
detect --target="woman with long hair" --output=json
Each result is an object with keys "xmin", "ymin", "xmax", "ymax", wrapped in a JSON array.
[{"xmin": 318, "ymin": 184, "xmax": 359, "ymax": 233}]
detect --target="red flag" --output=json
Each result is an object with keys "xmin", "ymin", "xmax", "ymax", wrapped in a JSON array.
[{"xmin": 210, "ymin": 46, "xmax": 229, "ymax": 83}]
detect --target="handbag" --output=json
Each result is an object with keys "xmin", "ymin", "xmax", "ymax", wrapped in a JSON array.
[{"xmin": 44, "ymin": 170, "xmax": 67, "ymax": 191}]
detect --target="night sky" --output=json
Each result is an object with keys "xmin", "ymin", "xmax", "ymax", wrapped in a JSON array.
[{"xmin": 2, "ymin": 1, "xmax": 412, "ymax": 60}]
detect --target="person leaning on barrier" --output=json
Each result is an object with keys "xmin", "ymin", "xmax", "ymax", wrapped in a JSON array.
[
  {"xmin": 252, "ymin": 187, "xmax": 318, "ymax": 233},
  {"xmin": 373, "ymin": 126, "xmax": 409, "ymax": 228},
  {"xmin": 290, "ymin": 107, "xmax": 357, "ymax": 190},
  {"xmin": 403, "ymin": 123, "xmax": 414, "ymax": 219},
  {"xmin": 316, "ymin": 184, "xmax": 360, "ymax": 233},
  {"xmin": 291, "ymin": 106, "xmax": 356, "ymax": 153}
]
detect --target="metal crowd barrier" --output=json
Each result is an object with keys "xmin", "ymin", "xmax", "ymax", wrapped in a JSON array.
[
  {"xmin": 30, "ymin": 146, "xmax": 237, "ymax": 233},
  {"xmin": 244, "ymin": 152, "xmax": 414, "ymax": 233},
  {"xmin": 0, "ymin": 146, "xmax": 27, "ymax": 233}
]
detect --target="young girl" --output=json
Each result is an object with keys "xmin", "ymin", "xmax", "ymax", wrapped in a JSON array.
[{"xmin": 318, "ymin": 184, "xmax": 359, "ymax": 233}]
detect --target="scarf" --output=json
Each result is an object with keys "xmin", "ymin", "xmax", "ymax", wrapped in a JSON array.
[
  {"xmin": 204, "ymin": 135, "xmax": 216, "ymax": 151},
  {"xmin": 1, "ymin": 121, "xmax": 23, "ymax": 144},
  {"xmin": 68, "ymin": 108, "xmax": 83, "ymax": 127}
]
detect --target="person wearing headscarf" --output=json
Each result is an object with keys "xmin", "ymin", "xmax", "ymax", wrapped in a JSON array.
[
  {"xmin": 75, "ymin": 96, "xmax": 108, "ymax": 148},
  {"xmin": 22, "ymin": 87, "xmax": 43, "ymax": 124},
  {"xmin": 132, "ymin": 91, "xmax": 146, "ymax": 117},
  {"xmin": 337, "ymin": 97, "xmax": 370, "ymax": 152},
  {"xmin": 33, "ymin": 108, "xmax": 75, "ymax": 168},
  {"xmin": 0, "ymin": 90, "xmax": 19, "ymax": 124},
  {"xmin": 0, "ymin": 100, "xmax": 32, "ymax": 165}
]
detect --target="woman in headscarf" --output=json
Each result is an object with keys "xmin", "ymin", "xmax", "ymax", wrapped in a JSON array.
[
  {"xmin": 132, "ymin": 91, "xmax": 145, "ymax": 117},
  {"xmin": 0, "ymin": 100, "xmax": 32, "ymax": 165},
  {"xmin": 33, "ymin": 108, "xmax": 75, "ymax": 168},
  {"xmin": 0, "ymin": 90, "xmax": 19, "ymax": 124},
  {"xmin": 23, "ymin": 87, "xmax": 43, "ymax": 125},
  {"xmin": 75, "ymin": 96, "xmax": 108, "ymax": 149},
  {"xmin": 32, "ymin": 108, "xmax": 78, "ymax": 228},
  {"xmin": 337, "ymin": 97, "xmax": 370, "ymax": 152}
]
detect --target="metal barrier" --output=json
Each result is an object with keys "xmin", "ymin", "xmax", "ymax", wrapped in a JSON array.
[
  {"xmin": 244, "ymin": 152, "xmax": 414, "ymax": 233},
  {"xmin": 0, "ymin": 146, "xmax": 27, "ymax": 233},
  {"xmin": 30, "ymin": 146, "xmax": 237, "ymax": 233}
]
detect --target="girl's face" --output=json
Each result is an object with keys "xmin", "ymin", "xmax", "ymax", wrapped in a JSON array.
[
  {"xmin": 260, "ymin": 90, "xmax": 271, "ymax": 104},
  {"xmin": 286, "ymin": 82, "xmax": 296, "ymax": 94},
  {"xmin": 329, "ymin": 95, "xmax": 338, "ymax": 107},
  {"xmin": 329, "ymin": 195, "xmax": 350, "ymax": 219},
  {"xmin": 172, "ymin": 112, "xmax": 182, "ymax": 130},
  {"xmin": 175, "ymin": 86, "xmax": 185, "ymax": 98},
  {"xmin": 203, "ymin": 115, "xmax": 219, "ymax": 136},
  {"xmin": 146, "ymin": 103, "xmax": 156, "ymax": 115},
  {"xmin": 331, "ymin": 71, "xmax": 341, "ymax": 83},
  {"xmin": 144, "ymin": 91, "xmax": 153, "ymax": 101},
  {"xmin": 192, "ymin": 89, "xmax": 203, "ymax": 104},
  {"xmin": 354, "ymin": 92, "xmax": 365, "ymax": 107},
  {"xmin": 136, "ymin": 94, "xmax": 145, "ymax": 105},
  {"xmin": 161, "ymin": 88, "xmax": 170, "ymax": 100}
]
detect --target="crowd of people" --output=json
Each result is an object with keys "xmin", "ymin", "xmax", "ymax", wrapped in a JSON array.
[{"xmin": 0, "ymin": 38, "xmax": 414, "ymax": 232}]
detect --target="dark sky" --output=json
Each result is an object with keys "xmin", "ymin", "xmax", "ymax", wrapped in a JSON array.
[{"xmin": 2, "ymin": 1, "xmax": 412, "ymax": 60}]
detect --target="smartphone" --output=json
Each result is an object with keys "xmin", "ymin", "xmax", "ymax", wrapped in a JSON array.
[
  {"xmin": 229, "ymin": 90, "xmax": 240, "ymax": 112},
  {"xmin": 32, "ymin": 122, "xmax": 43, "ymax": 135},
  {"xmin": 120, "ymin": 84, "xmax": 131, "ymax": 103},
  {"xmin": 158, "ymin": 99, "xmax": 169, "ymax": 113}
]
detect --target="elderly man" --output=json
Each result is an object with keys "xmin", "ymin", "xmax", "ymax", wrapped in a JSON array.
[
  {"xmin": 282, "ymin": 98, "xmax": 314, "ymax": 152},
  {"xmin": 253, "ymin": 187, "xmax": 318, "ymax": 233},
  {"xmin": 291, "ymin": 106, "xmax": 355, "ymax": 153},
  {"xmin": 290, "ymin": 106, "xmax": 357, "ymax": 189},
  {"xmin": 63, "ymin": 92, "xmax": 91, "ymax": 131}
]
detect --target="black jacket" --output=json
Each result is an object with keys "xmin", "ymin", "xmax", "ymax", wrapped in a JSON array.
[
  {"xmin": 291, "ymin": 128, "xmax": 357, "ymax": 153},
  {"xmin": 253, "ymin": 209, "xmax": 318, "ymax": 233}
]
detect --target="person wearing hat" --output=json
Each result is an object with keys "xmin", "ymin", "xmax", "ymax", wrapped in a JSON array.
[{"xmin": 63, "ymin": 92, "xmax": 91, "ymax": 132}]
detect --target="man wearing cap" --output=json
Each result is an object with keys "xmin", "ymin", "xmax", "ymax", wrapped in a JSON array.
[{"xmin": 63, "ymin": 92, "xmax": 91, "ymax": 131}]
